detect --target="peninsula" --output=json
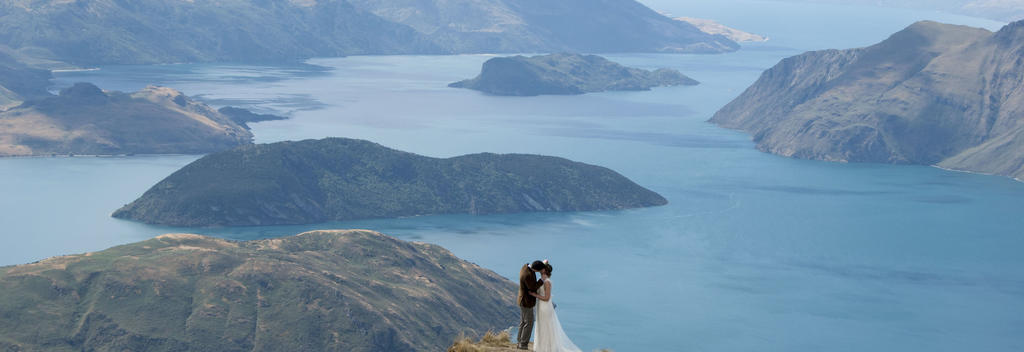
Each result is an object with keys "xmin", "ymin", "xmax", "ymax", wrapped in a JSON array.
[{"xmin": 0, "ymin": 83, "xmax": 252, "ymax": 156}]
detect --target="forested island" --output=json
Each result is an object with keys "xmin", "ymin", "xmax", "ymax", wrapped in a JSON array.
[{"xmin": 113, "ymin": 138, "xmax": 668, "ymax": 226}]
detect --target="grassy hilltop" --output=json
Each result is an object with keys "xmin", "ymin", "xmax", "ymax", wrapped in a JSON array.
[{"xmin": 0, "ymin": 230, "xmax": 517, "ymax": 351}]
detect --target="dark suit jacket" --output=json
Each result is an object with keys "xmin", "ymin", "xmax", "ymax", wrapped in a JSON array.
[{"xmin": 518, "ymin": 264, "xmax": 543, "ymax": 308}]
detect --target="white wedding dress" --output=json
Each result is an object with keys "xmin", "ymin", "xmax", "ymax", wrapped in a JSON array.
[{"xmin": 534, "ymin": 279, "xmax": 583, "ymax": 352}]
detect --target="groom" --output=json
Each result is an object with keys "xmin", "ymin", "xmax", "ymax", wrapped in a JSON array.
[{"xmin": 517, "ymin": 260, "xmax": 546, "ymax": 350}]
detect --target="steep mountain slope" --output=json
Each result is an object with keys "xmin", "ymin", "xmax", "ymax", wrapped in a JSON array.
[
  {"xmin": 112, "ymin": 137, "xmax": 668, "ymax": 226},
  {"xmin": 449, "ymin": 53, "xmax": 699, "ymax": 96},
  {"xmin": 0, "ymin": 230, "xmax": 517, "ymax": 351},
  {"xmin": 0, "ymin": 0, "xmax": 737, "ymax": 66},
  {"xmin": 348, "ymin": 0, "xmax": 738, "ymax": 54},
  {"xmin": 711, "ymin": 20, "xmax": 1024, "ymax": 179},
  {"xmin": 0, "ymin": 83, "xmax": 252, "ymax": 156},
  {"xmin": 0, "ymin": 0, "xmax": 440, "ymax": 65},
  {"xmin": 0, "ymin": 50, "xmax": 51, "ymax": 109}
]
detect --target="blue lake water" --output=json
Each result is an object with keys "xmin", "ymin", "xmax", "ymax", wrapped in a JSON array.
[{"xmin": 3, "ymin": 2, "xmax": 1022, "ymax": 351}]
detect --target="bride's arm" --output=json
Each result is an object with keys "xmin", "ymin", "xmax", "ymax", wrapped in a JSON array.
[{"xmin": 530, "ymin": 281, "xmax": 552, "ymax": 302}]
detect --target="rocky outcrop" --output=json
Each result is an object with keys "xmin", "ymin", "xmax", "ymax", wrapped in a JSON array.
[
  {"xmin": 711, "ymin": 20, "xmax": 1024, "ymax": 180},
  {"xmin": 450, "ymin": 53, "xmax": 699, "ymax": 96}
]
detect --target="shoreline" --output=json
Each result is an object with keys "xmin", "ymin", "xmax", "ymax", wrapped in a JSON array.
[{"xmin": 930, "ymin": 164, "xmax": 1024, "ymax": 183}]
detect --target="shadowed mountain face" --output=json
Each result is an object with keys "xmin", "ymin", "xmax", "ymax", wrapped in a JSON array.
[
  {"xmin": 112, "ymin": 137, "xmax": 668, "ymax": 226},
  {"xmin": 449, "ymin": 53, "xmax": 699, "ymax": 96},
  {"xmin": 711, "ymin": 20, "xmax": 1024, "ymax": 180},
  {"xmin": 0, "ymin": 51, "xmax": 51, "ymax": 109},
  {"xmin": 0, "ymin": 83, "xmax": 252, "ymax": 156},
  {"xmin": 0, "ymin": 0, "xmax": 736, "ymax": 66},
  {"xmin": 0, "ymin": 230, "xmax": 517, "ymax": 352}
]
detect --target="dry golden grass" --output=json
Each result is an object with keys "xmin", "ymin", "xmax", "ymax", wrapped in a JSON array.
[
  {"xmin": 447, "ymin": 330, "xmax": 613, "ymax": 352},
  {"xmin": 448, "ymin": 330, "xmax": 515, "ymax": 352}
]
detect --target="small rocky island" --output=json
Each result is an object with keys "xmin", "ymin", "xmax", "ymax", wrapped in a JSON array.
[
  {"xmin": 0, "ymin": 83, "xmax": 253, "ymax": 156},
  {"xmin": 0, "ymin": 230, "xmax": 516, "ymax": 351},
  {"xmin": 711, "ymin": 20, "xmax": 1024, "ymax": 180},
  {"xmin": 113, "ymin": 137, "xmax": 667, "ymax": 226},
  {"xmin": 449, "ymin": 53, "xmax": 699, "ymax": 96}
]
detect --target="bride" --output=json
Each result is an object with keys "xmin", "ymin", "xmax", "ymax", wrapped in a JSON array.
[{"xmin": 530, "ymin": 260, "xmax": 583, "ymax": 352}]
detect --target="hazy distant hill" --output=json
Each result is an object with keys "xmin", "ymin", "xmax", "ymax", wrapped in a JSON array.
[
  {"xmin": 113, "ymin": 137, "xmax": 668, "ymax": 226},
  {"xmin": 711, "ymin": 20, "xmax": 1024, "ymax": 180},
  {"xmin": 0, "ymin": 0, "xmax": 737, "ymax": 66},
  {"xmin": 0, "ymin": 83, "xmax": 252, "ymax": 156},
  {"xmin": 0, "ymin": 230, "xmax": 516, "ymax": 351},
  {"xmin": 783, "ymin": 0, "xmax": 1024, "ymax": 22},
  {"xmin": 0, "ymin": 0, "xmax": 440, "ymax": 65},
  {"xmin": 348, "ymin": 0, "xmax": 738, "ymax": 54},
  {"xmin": 450, "ymin": 53, "xmax": 699, "ymax": 96},
  {"xmin": 673, "ymin": 17, "xmax": 768, "ymax": 42}
]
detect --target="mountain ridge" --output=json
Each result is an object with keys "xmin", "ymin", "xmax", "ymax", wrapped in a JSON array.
[
  {"xmin": 0, "ymin": 0, "xmax": 737, "ymax": 66},
  {"xmin": 710, "ymin": 20, "xmax": 1024, "ymax": 180}
]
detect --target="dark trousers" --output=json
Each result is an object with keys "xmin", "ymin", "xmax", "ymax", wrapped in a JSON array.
[{"xmin": 518, "ymin": 306, "xmax": 535, "ymax": 348}]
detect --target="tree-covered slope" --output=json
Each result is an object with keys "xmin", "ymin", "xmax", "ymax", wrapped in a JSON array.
[
  {"xmin": 0, "ymin": 230, "xmax": 517, "ymax": 351},
  {"xmin": 450, "ymin": 53, "xmax": 699, "ymax": 96},
  {"xmin": 112, "ymin": 138, "xmax": 667, "ymax": 226}
]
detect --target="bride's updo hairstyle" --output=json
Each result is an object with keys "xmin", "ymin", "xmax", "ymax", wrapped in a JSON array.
[{"xmin": 545, "ymin": 263, "xmax": 554, "ymax": 277}]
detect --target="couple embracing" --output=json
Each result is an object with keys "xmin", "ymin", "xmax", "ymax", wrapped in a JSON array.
[{"xmin": 517, "ymin": 260, "xmax": 582, "ymax": 352}]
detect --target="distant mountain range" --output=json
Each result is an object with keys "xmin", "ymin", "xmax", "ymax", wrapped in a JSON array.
[
  {"xmin": 711, "ymin": 20, "xmax": 1024, "ymax": 180},
  {"xmin": 782, "ymin": 0, "xmax": 1024, "ymax": 22},
  {"xmin": 0, "ymin": 230, "xmax": 516, "ymax": 351},
  {"xmin": 450, "ymin": 53, "xmax": 699, "ymax": 96},
  {"xmin": 113, "ymin": 137, "xmax": 668, "ymax": 226},
  {"xmin": 0, "ymin": 0, "xmax": 738, "ymax": 66},
  {"xmin": 348, "ymin": 0, "xmax": 738, "ymax": 54},
  {"xmin": 0, "ymin": 83, "xmax": 252, "ymax": 156}
]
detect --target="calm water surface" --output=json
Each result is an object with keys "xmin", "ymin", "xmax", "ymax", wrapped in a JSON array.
[{"xmin": 3, "ymin": 2, "xmax": 1021, "ymax": 351}]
